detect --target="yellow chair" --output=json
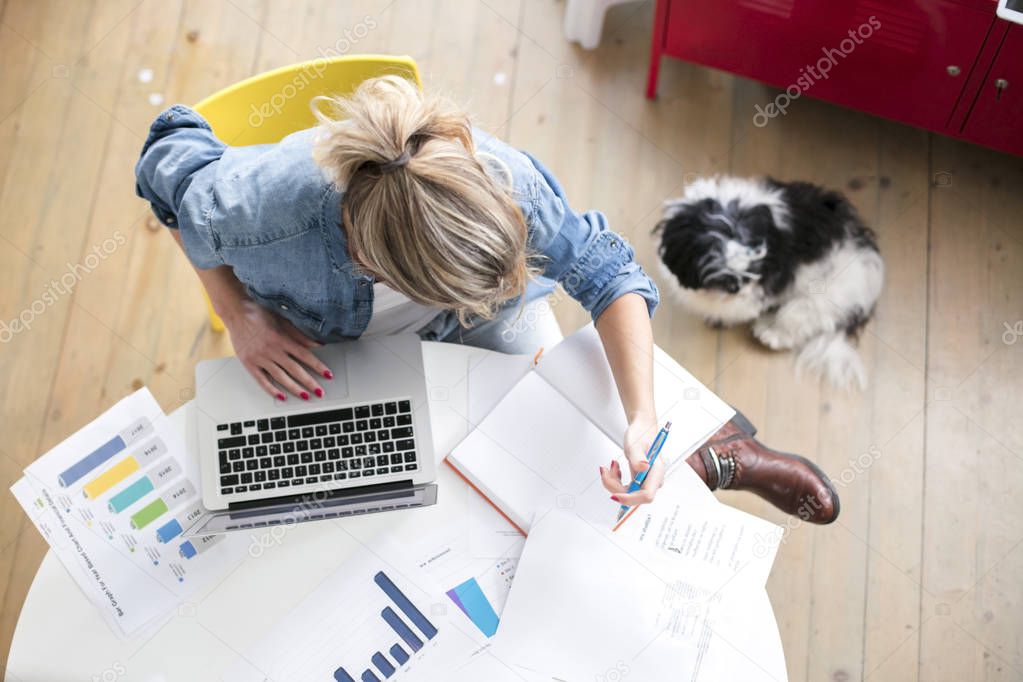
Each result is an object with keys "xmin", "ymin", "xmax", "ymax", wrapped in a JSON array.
[{"xmin": 193, "ymin": 54, "xmax": 422, "ymax": 331}]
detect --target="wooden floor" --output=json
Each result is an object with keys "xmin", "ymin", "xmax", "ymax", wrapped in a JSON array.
[{"xmin": 1, "ymin": 1, "xmax": 1021, "ymax": 679}]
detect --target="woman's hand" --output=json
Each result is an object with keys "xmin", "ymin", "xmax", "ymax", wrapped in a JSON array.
[
  {"xmin": 599, "ymin": 411, "xmax": 665, "ymax": 507},
  {"xmin": 222, "ymin": 297, "xmax": 333, "ymax": 401}
]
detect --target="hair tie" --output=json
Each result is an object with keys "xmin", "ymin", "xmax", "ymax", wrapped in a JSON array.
[{"xmin": 378, "ymin": 150, "xmax": 411, "ymax": 174}]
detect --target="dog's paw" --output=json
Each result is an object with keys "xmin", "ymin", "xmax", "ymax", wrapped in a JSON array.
[{"xmin": 752, "ymin": 319, "xmax": 797, "ymax": 350}]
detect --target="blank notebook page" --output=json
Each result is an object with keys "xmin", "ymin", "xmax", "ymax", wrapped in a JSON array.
[
  {"xmin": 536, "ymin": 324, "xmax": 734, "ymax": 455},
  {"xmin": 450, "ymin": 371, "xmax": 624, "ymax": 532}
]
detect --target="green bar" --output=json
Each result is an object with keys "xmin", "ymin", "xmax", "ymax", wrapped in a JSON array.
[{"xmin": 130, "ymin": 497, "xmax": 169, "ymax": 529}]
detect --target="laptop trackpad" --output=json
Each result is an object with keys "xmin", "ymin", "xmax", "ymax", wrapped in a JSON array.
[{"xmin": 314, "ymin": 344, "xmax": 350, "ymax": 401}]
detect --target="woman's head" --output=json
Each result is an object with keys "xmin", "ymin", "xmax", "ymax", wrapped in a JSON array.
[{"xmin": 312, "ymin": 75, "xmax": 534, "ymax": 322}]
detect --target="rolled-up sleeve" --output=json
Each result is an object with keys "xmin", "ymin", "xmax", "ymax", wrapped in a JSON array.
[
  {"xmin": 521, "ymin": 151, "xmax": 659, "ymax": 321},
  {"xmin": 134, "ymin": 105, "xmax": 226, "ymax": 268}
]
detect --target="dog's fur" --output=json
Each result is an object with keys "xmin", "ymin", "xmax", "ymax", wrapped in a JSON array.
[{"xmin": 655, "ymin": 176, "xmax": 883, "ymax": 389}]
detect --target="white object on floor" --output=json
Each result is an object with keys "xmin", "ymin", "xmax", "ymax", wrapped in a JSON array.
[{"xmin": 563, "ymin": 0, "xmax": 640, "ymax": 49}]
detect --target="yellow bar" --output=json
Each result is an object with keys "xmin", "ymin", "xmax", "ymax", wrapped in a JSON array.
[{"xmin": 83, "ymin": 456, "xmax": 140, "ymax": 499}]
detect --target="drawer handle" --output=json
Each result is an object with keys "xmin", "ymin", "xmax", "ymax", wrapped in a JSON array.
[{"xmin": 995, "ymin": 78, "xmax": 1009, "ymax": 102}]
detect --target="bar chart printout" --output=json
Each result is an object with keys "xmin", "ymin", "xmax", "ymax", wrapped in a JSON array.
[
  {"xmin": 334, "ymin": 571, "xmax": 438, "ymax": 681},
  {"xmin": 15, "ymin": 388, "xmax": 249, "ymax": 638},
  {"xmin": 225, "ymin": 546, "xmax": 484, "ymax": 682}
]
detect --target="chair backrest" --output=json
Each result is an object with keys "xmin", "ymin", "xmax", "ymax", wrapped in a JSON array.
[{"xmin": 194, "ymin": 54, "xmax": 421, "ymax": 146}]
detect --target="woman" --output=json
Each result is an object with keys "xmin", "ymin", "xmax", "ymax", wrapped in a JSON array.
[{"xmin": 136, "ymin": 76, "xmax": 838, "ymax": 520}]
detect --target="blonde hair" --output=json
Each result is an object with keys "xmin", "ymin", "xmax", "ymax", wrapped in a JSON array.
[{"xmin": 312, "ymin": 75, "xmax": 536, "ymax": 323}]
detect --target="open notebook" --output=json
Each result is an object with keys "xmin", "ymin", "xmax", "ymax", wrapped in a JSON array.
[{"xmin": 448, "ymin": 324, "xmax": 735, "ymax": 533}]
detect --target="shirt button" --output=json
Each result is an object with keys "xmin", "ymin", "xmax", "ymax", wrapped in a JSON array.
[{"xmin": 280, "ymin": 304, "xmax": 289, "ymax": 311}]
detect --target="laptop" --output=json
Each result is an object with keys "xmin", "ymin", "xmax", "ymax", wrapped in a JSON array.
[{"xmin": 185, "ymin": 333, "xmax": 438, "ymax": 535}]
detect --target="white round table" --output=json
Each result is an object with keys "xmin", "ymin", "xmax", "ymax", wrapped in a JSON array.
[{"xmin": 8, "ymin": 342, "xmax": 788, "ymax": 681}]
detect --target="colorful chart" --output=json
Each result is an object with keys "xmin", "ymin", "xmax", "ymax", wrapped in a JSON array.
[
  {"xmin": 333, "ymin": 571, "xmax": 438, "ymax": 681},
  {"xmin": 57, "ymin": 417, "xmax": 152, "ymax": 487},
  {"xmin": 82, "ymin": 438, "xmax": 167, "ymax": 499},
  {"xmin": 446, "ymin": 577, "xmax": 500, "ymax": 637}
]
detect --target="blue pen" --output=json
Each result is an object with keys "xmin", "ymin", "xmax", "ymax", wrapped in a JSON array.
[{"xmin": 616, "ymin": 421, "xmax": 671, "ymax": 521}]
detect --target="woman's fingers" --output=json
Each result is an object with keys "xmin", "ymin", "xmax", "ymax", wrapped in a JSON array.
[
  {"xmin": 609, "ymin": 458, "xmax": 665, "ymax": 507},
  {"xmin": 279, "ymin": 352, "xmax": 324, "ymax": 398},
  {"xmin": 246, "ymin": 363, "xmax": 286, "ymax": 401},
  {"xmin": 286, "ymin": 341, "xmax": 334, "ymax": 381},
  {"xmin": 264, "ymin": 360, "xmax": 312, "ymax": 400},
  {"xmin": 611, "ymin": 487, "xmax": 657, "ymax": 507},
  {"xmin": 600, "ymin": 463, "xmax": 629, "ymax": 494}
]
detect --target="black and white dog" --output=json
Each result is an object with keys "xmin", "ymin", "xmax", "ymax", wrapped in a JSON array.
[{"xmin": 655, "ymin": 176, "xmax": 883, "ymax": 389}]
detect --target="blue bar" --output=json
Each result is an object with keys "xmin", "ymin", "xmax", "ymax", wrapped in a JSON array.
[
  {"xmin": 374, "ymin": 572, "xmax": 437, "ymax": 639},
  {"xmin": 59, "ymin": 435, "xmax": 125, "ymax": 487},
  {"xmin": 371, "ymin": 652, "xmax": 394, "ymax": 678},
  {"xmin": 360, "ymin": 671, "xmax": 380, "ymax": 682},
  {"xmin": 155, "ymin": 518, "xmax": 183, "ymax": 543},
  {"xmin": 179, "ymin": 540, "xmax": 197, "ymax": 559},
  {"xmin": 389, "ymin": 644, "xmax": 408, "ymax": 665},
  {"xmin": 333, "ymin": 668, "xmax": 356, "ymax": 682},
  {"xmin": 107, "ymin": 476, "xmax": 154, "ymax": 513},
  {"xmin": 381, "ymin": 607, "xmax": 422, "ymax": 652}
]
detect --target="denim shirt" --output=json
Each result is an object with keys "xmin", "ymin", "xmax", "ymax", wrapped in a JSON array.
[{"xmin": 135, "ymin": 105, "xmax": 658, "ymax": 342}]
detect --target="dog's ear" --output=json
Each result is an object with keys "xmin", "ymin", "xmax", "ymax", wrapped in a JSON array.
[
  {"xmin": 656, "ymin": 203, "xmax": 717, "ymax": 290},
  {"xmin": 738, "ymin": 204, "xmax": 776, "ymax": 243}
]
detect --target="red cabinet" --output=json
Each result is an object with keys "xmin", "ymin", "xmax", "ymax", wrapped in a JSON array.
[
  {"xmin": 647, "ymin": 0, "xmax": 1022, "ymax": 156},
  {"xmin": 958, "ymin": 26, "xmax": 1023, "ymax": 156}
]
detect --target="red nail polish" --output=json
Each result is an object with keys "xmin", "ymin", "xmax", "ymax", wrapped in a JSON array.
[
  {"xmin": 300, "ymin": 391, "xmax": 309, "ymax": 400},
  {"xmin": 314, "ymin": 387, "xmax": 324, "ymax": 398},
  {"xmin": 611, "ymin": 495, "xmax": 621, "ymax": 502},
  {"xmin": 323, "ymin": 370, "xmax": 333, "ymax": 379},
  {"xmin": 276, "ymin": 392, "xmax": 286, "ymax": 401}
]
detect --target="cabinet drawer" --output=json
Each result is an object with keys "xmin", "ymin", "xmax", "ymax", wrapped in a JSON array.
[
  {"xmin": 960, "ymin": 26, "xmax": 1023, "ymax": 156},
  {"xmin": 662, "ymin": 0, "xmax": 993, "ymax": 130}
]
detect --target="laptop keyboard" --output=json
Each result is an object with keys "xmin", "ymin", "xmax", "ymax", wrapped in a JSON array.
[{"xmin": 214, "ymin": 398, "xmax": 418, "ymax": 496}]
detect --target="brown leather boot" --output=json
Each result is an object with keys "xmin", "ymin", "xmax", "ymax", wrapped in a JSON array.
[{"xmin": 686, "ymin": 414, "xmax": 840, "ymax": 525}]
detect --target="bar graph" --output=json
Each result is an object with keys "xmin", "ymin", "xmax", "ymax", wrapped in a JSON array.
[
  {"xmin": 57, "ymin": 416, "xmax": 152, "ymax": 487},
  {"xmin": 370, "ymin": 652, "xmax": 394, "ymax": 678},
  {"xmin": 388, "ymin": 645, "xmax": 408, "ymax": 665},
  {"xmin": 82, "ymin": 438, "xmax": 167, "ymax": 499},
  {"xmin": 155, "ymin": 502, "xmax": 204, "ymax": 543},
  {"xmin": 380, "ymin": 607, "xmax": 422, "ymax": 652},
  {"xmin": 179, "ymin": 534, "xmax": 223, "ymax": 559},
  {"xmin": 333, "ymin": 571, "xmax": 438, "ymax": 682},
  {"xmin": 126, "ymin": 479, "xmax": 195, "ymax": 530},
  {"xmin": 108, "ymin": 476, "xmax": 154, "ymax": 513},
  {"xmin": 106, "ymin": 459, "xmax": 182, "ymax": 514}
]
